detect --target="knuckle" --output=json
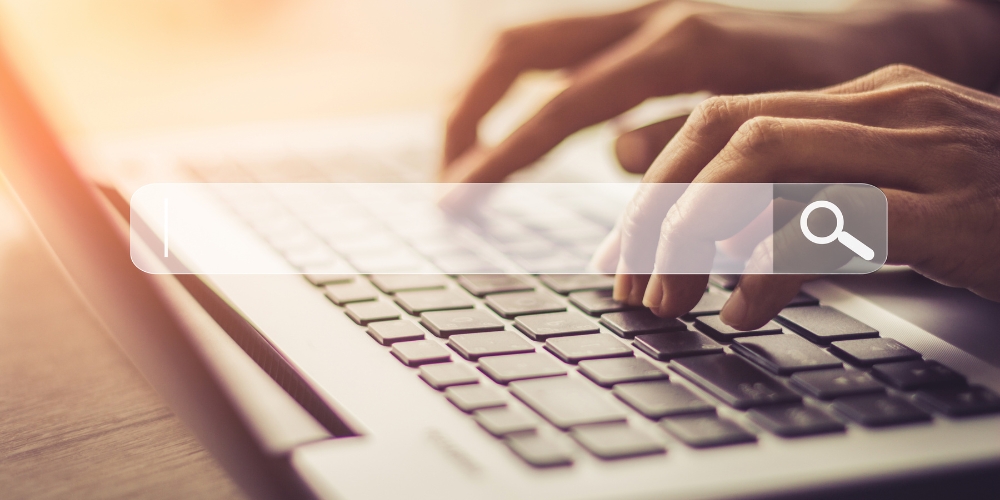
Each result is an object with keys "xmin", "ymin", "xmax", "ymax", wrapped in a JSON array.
[
  {"xmin": 642, "ymin": 4, "xmax": 735, "ymax": 84},
  {"xmin": 671, "ymin": 10, "xmax": 722, "ymax": 42},
  {"xmin": 964, "ymin": 128, "xmax": 1000, "ymax": 156},
  {"xmin": 491, "ymin": 26, "xmax": 531, "ymax": 58},
  {"xmin": 895, "ymin": 81, "xmax": 952, "ymax": 100},
  {"xmin": 874, "ymin": 63, "xmax": 929, "ymax": 83},
  {"xmin": 730, "ymin": 116, "xmax": 787, "ymax": 159},
  {"xmin": 658, "ymin": 0, "xmax": 709, "ymax": 20},
  {"xmin": 687, "ymin": 95, "xmax": 748, "ymax": 138},
  {"xmin": 868, "ymin": 64, "xmax": 940, "ymax": 88},
  {"xmin": 664, "ymin": 0, "xmax": 699, "ymax": 12},
  {"xmin": 622, "ymin": 197, "xmax": 644, "ymax": 231},
  {"xmin": 936, "ymin": 127, "xmax": 993, "ymax": 161},
  {"xmin": 887, "ymin": 82, "xmax": 961, "ymax": 118},
  {"xmin": 648, "ymin": 1, "xmax": 726, "ymax": 43},
  {"xmin": 850, "ymin": 64, "xmax": 931, "ymax": 93}
]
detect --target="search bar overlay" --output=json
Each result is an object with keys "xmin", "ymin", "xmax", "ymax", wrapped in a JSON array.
[{"xmin": 129, "ymin": 183, "xmax": 886, "ymax": 275}]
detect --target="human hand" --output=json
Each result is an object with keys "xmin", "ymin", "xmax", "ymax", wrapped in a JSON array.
[
  {"xmin": 596, "ymin": 64, "xmax": 1000, "ymax": 330},
  {"xmin": 442, "ymin": 0, "xmax": 1000, "ymax": 183}
]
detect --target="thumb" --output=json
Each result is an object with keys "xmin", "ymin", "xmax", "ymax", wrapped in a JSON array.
[{"xmin": 614, "ymin": 114, "xmax": 688, "ymax": 174}]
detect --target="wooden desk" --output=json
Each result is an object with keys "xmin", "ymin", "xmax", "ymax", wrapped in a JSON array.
[{"xmin": 0, "ymin": 186, "xmax": 243, "ymax": 499}]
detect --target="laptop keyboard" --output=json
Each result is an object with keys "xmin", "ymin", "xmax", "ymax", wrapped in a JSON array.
[
  {"xmin": 322, "ymin": 270, "xmax": 1000, "ymax": 466},
  {"xmin": 181, "ymin": 160, "xmax": 1000, "ymax": 468}
]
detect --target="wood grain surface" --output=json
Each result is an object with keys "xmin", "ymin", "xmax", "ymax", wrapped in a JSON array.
[{"xmin": 0, "ymin": 186, "xmax": 244, "ymax": 499}]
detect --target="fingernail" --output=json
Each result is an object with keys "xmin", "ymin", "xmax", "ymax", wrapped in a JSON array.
[
  {"xmin": 627, "ymin": 275, "xmax": 646, "ymax": 305},
  {"xmin": 613, "ymin": 273, "xmax": 631, "ymax": 303},
  {"xmin": 642, "ymin": 274, "xmax": 664, "ymax": 312},
  {"xmin": 720, "ymin": 288, "xmax": 749, "ymax": 328}
]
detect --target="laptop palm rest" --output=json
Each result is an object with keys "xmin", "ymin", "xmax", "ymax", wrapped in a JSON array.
[{"xmin": 829, "ymin": 268, "xmax": 1000, "ymax": 369}]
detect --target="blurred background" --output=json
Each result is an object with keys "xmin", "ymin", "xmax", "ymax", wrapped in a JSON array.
[{"xmin": 0, "ymin": 0, "xmax": 846, "ymax": 142}]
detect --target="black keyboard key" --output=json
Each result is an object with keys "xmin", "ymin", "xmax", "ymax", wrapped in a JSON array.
[
  {"xmin": 394, "ymin": 289, "xmax": 475, "ymax": 315},
  {"xmin": 777, "ymin": 306, "xmax": 878, "ymax": 344},
  {"xmin": 613, "ymin": 380, "xmax": 714, "ymax": 419},
  {"xmin": 789, "ymin": 369, "xmax": 885, "ymax": 400},
  {"xmin": 670, "ymin": 354, "xmax": 801, "ymax": 409},
  {"xmin": 366, "ymin": 320, "xmax": 426, "ymax": 345},
  {"xmin": 390, "ymin": 340, "xmax": 451, "ymax": 366},
  {"xmin": 708, "ymin": 274, "xmax": 739, "ymax": 291},
  {"xmin": 694, "ymin": 315, "xmax": 782, "ymax": 342},
  {"xmin": 570, "ymin": 422, "xmax": 665, "ymax": 459},
  {"xmin": 486, "ymin": 291, "xmax": 566, "ymax": 319},
  {"xmin": 478, "ymin": 353, "xmax": 567, "ymax": 384},
  {"xmin": 732, "ymin": 334, "xmax": 842, "ymax": 375},
  {"xmin": 684, "ymin": 286, "xmax": 819, "ymax": 312},
  {"xmin": 420, "ymin": 309, "xmax": 504, "ymax": 338},
  {"xmin": 787, "ymin": 292, "xmax": 820, "ymax": 308},
  {"xmin": 915, "ymin": 386, "xmax": 1000, "ymax": 417},
  {"xmin": 510, "ymin": 376, "xmax": 627, "ymax": 429},
  {"xmin": 445, "ymin": 384, "xmax": 506, "ymax": 412},
  {"xmin": 539, "ymin": 274, "xmax": 614, "ymax": 294},
  {"xmin": 600, "ymin": 310, "xmax": 686, "ymax": 339},
  {"xmin": 514, "ymin": 311, "xmax": 599, "ymax": 341},
  {"xmin": 504, "ymin": 433, "xmax": 572, "ymax": 467},
  {"xmin": 633, "ymin": 331, "xmax": 724, "ymax": 360},
  {"xmin": 829, "ymin": 338, "xmax": 921, "ymax": 366},
  {"xmin": 659, "ymin": 414, "xmax": 756, "ymax": 448},
  {"xmin": 418, "ymin": 363, "xmax": 480, "ymax": 390},
  {"xmin": 544, "ymin": 334, "xmax": 632, "ymax": 363},
  {"xmin": 448, "ymin": 331, "xmax": 535, "ymax": 360},
  {"xmin": 304, "ymin": 273, "xmax": 353, "ymax": 286},
  {"xmin": 579, "ymin": 358, "xmax": 669, "ymax": 387},
  {"xmin": 474, "ymin": 407, "xmax": 537, "ymax": 436},
  {"xmin": 369, "ymin": 274, "xmax": 447, "ymax": 294},
  {"xmin": 344, "ymin": 301, "xmax": 401, "ymax": 325},
  {"xmin": 872, "ymin": 360, "xmax": 966, "ymax": 390},
  {"xmin": 748, "ymin": 405, "xmax": 845, "ymax": 437},
  {"xmin": 457, "ymin": 274, "xmax": 533, "ymax": 297},
  {"xmin": 682, "ymin": 292, "xmax": 729, "ymax": 319},
  {"xmin": 324, "ymin": 282, "xmax": 378, "ymax": 305},
  {"xmin": 833, "ymin": 394, "xmax": 931, "ymax": 427},
  {"xmin": 569, "ymin": 289, "xmax": 637, "ymax": 316}
]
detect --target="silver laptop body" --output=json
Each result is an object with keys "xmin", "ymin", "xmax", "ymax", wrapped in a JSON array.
[{"xmin": 4, "ymin": 26, "xmax": 999, "ymax": 500}]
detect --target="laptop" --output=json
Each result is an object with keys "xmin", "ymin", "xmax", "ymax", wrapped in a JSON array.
[{"xmin": 3, "ymin": 21, "xmax": 1000, "ymax": 500}]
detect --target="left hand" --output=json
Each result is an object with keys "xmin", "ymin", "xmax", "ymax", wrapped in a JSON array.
[
  {"xmin": 442, "ymin": 0, "xmax": 1000, "ymax": 183},
  {"xmin": 596, "ymin": 64, "xmax": 1000, "ymax": 329}
]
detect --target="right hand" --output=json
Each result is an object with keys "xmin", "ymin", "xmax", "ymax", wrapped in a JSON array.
[
  {"xmin": 441, "ymin": 0, "xmax": 1000, "ymax": 183},
  {"xmin": 594, "ymin": 64, "xmax": 1000, "ymax": 329}
]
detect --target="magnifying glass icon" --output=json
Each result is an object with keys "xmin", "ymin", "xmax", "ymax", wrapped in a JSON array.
[{"xmin": 800, "ymin": 200, "xmax": 875, "ymax": 261}]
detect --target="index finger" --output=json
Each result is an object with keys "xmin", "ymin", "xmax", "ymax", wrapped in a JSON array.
[
  {"xmin": 443, "ymin": 42, "xmax": 665, "ymax": 183},
  {"xmin": 444, "ymin": 3, "xmax": 662, "ymax": 166}
]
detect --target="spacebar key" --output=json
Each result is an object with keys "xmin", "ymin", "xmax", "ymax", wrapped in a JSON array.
[{"xmin": 510, "ymin": 377, "xmax": 627, "ymax": 430}]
